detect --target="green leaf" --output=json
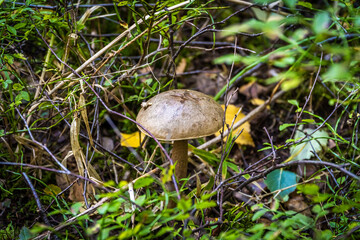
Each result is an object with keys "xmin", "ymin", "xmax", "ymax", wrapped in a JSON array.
[
  {"xmin": 107, "ymin": 199, "xmax": 123, "ymax": 212},
  {"xmin": 252, "ymin": 8, "xmax": 268, "ymax": 22},
  {"xmin": 290, "ymin": 127, "xmax": 329, "ymax": 161},
  {"xmin": 191, "ymin": 147, "xmax": 219, "ymax": 165},
  {"xmin": 314, "ymin": 229, "xmax": 333, "ymax": 240},
  {"xmin": 287, "ymin": 99, "xmax": 299, "ymax": 108},
  {"xmin": 14, "ymin": 22, "xmax": 27, "ymax": 29},
  {"xmin": 19, "ymin": 226, "xmax": 34, "ymax": 240},
  {"xmin": 322, "ymin": 64, "xmax": 351, "ymax": 83},
  {"xmin": 98, "ymin": 202, "xmax": 109, "ymax": 214},
  {"xmin": 4, "ymin": 54, "xmax": 14, "ymax": 64},
  {"xmin": 7, "ymin": 25, "xmax": 17, "ymax": 35},
  {"xmin": 135, "ymin": 194, "xmax": 146, "ymax": 206},
  {"xmin": 13, "ymin": 83, "xmax": 24, "ymax": 91},
  {"xmin": 290, "ymin": 213, "xmax": 314, "ymax": 229},
  {"xmin": 203, "ymin": 176, "xmax": 214, "ymax": 191},
  {"xmin": 297, "ymin": 1, "xmax": 312, "ymax": 9},
  {"xmin": 312, "ymin": 12, "xmax": 330, "ymax": 34},
  {"xmin": 134, "ymin": 177, "xmax": 154, "ymax": 189},
  {"xmin": 312, "ymin": 193, "xmax": 330, "ymax": 203},
  {"xmin": 15, "ymin": 91, "xmax": 30, "ymax": 104},
  {"xmin": 70, "ymin": 202, "xmax": 83, "ymax": 215},
  {"xmin": 222, "ymin": 160, "xmax": 228, "ymax": 179},
  {"xmin": 155, "ymin": 227, "xmax": 174, "ymax": 237},
  {"xmin": 195, "ymin": 200, "xmax": 217, "ymax": 210},
  {"xmin": 253, "ymin": 0, "xmax": 277, "ymax": 4},
  {"xmin": 252, "ymin": 209, "xmax": 269, "ymax": 221},
  {"xmin": 213, "ymin": 54, "xmax": 241, "ymax": 65},
  {"xmin": 116, "ymin": 213, "xmax": 132, "ymax": 223},
  {"xmin": 117, "ymin": 1, "xmax": 129, "ymax": 6},
  {"xmin": 297, "ymin": 183, "xmax": 319, "ymax": 195},
  {"xmin": 178, "ymin": 198, "xmax": 192, "ymax": 211},
  {"xmin": 13, "ymin": 53, "xmax": 27, "ymax": 60},
  {"xmin": 283, "ymin": 0, "xmax": 297, "ymax": 8},
  {"xmin": 332, "ymin": 204, "xmax": 353, "ymax": 213},
  {"xmin": 2, "ymin": 79, "xmax": 13, "ymax": 89},
  {"xmin": 279, "ymin": 123, "xmax": 295, "ymax": 131},
  {"xmin": 30, "ymin": 223, "xmax": 50, "ymax": 234},
  {"xmin": 201, "ymin": 191, "xmax": 216, "ymax": 200},
  {"xmin": 264, "ymin": 169, "xmax": 298, "ymax": 200}
]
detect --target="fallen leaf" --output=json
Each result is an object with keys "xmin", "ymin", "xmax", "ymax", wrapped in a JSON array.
[
  {"xmin": 264, "ymin": 169, "xmax": 298, "ymax": 201},
  {"xmin": 70, "ymin": 116, "xmax": 85, "ymax": 176},
  {"xmin": 70, "ymin": 116, "xmax": 102, "ymax": 182},
  {"xmin": 284, "ymin": 194, "xmax": 312, "ymax": 216},
  {"xmin": 79, "ymin": 94, "xmax": 94, "ymax": 148},
  {"xmin": 120, "ymin": 131, "xmax": 145, "ymax": 148},
  {"xmin": 176, "ymin": 58, "xmax": 187, "ymax": 74},
  {"xmin": 289, "ymin": 127, "xmax": 329, "ymax": 161},
  {"xmin": 250, "ymin": 98, "xmax": 270, "ymax": 110},
  {"xmin": 215, "ymin": 105, "xmax": 254, "ymax": 147},
  {"xmin": 239, "ymin": 81, "xmax": 267, "ymax": 99}
]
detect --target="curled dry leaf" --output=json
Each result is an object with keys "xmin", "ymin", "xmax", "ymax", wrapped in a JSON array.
[
  {"xmin": 70, "ymin": 116, "xmax": 101, "ymax": 182},
  {"xmin": 70, "ymin": 116, "xmax": 85, "ymax": 177},
  {"xmin": 79, "ymin": 94, "xmax": 94, "ymax": 148}
]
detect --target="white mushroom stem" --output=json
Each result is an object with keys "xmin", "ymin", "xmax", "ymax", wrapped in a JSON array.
[{"xmin": 172, "ymin": 140, "xmax": 188, "ymax": 183}]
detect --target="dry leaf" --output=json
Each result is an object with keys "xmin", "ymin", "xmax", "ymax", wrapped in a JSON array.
[
  {"xmin": 79, "ymin": 94, "xmax": 94, "ymax": 147},
  {"xmin": 176, "ymin": 58, "xmax": 187, "ymax": 74},
  {"xmin": 284, "ymin": 194, "xmax": 312, "ymax": 216},
  {"xmin": 69, "ymin": 181, "xmax": 87, "ymax": 202},
  {"xmin": 239, "ymin": 81, "xmax": 267, "ymax": 99},
  {"xmin": 70, "ymin": 116, "xmax": 85, "ymax": 176},
  {"xmin": 69, "ymin": 117, "xmax": 101, "ymax": 181},
  {"xmin": 120, "ymin": 132, "xmax": 145, "ymax": 148},
  {"xmin": 215, "ymin": 105, "xmax": 254, "ymax": 147},
  {"xmin": 43, "ymin": 184, "xmax": 62, "ymax": 197}
]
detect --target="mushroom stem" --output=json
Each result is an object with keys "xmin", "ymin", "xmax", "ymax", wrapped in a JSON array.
[{"xmin": 172, "ymin": 140, "xmax": 188, "ymax": 183}]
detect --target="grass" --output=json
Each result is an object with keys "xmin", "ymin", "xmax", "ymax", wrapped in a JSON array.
[{"xmin": 1, "ymin": 0, "xmax": 360, "ymax": 239}]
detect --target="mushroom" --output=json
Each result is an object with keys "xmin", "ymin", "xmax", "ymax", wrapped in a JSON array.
[{"xmin": 136, "ymin": 89, "xmax": 224, "ymax": 184}]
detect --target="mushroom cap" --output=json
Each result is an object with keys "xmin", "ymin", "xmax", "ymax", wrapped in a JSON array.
[{"xmin": 136, "ymin": 89, "xmax": 224, "ymax": 141}]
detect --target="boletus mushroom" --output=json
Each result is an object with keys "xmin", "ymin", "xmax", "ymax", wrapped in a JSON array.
[{"xmin": 136, "ymin": 89, "xmax": 224, "ymax": 184}]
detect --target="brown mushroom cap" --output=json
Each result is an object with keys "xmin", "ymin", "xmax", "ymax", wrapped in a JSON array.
[{"xmin": 136, "ymin": 89, "xmax": 224, "ymax": 141}]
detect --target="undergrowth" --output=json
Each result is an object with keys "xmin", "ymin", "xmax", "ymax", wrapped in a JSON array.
[{"xmin": 1, "ymin": 0, "xmax": 360, "ymax": 239}]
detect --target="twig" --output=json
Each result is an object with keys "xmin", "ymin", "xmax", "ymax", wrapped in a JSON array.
[
  {"xmin": 22, "ymin": 172, "xmax": 60, "ymax": 240},
  {"xmin": 14, "ymin": 107, "xmax": 70, "ymax": 173},
  {"xmin": 0, "ymin": 162, "xmax": 106, "ymax": 188}
]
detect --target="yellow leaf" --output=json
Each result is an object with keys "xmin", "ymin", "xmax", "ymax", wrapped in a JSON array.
[
  {"xmin": 120, "ymin": 132, "xmax": 145, "ymax": 148},
  {"xmin": 250, "ymin": 98, "xmax": 270, "ymax": 109},
  {"xmin": 215, "ymin": 105, "xmax": 254, "ymax": 147}
]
